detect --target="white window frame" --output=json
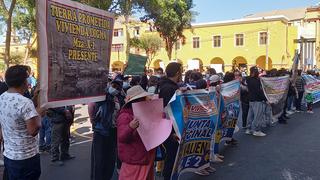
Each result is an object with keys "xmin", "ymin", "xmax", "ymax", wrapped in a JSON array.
[
  {"xmin": 192, "ymin": 36, "xmax": 200, "ymax": 49},
  {"xmin": 113, "ymin": 28, "xmax": 123, "ymax": 37},
  {"xmin": 134, "ymin": 27, "xmax": 140, "ymax": 36},
  {"xmin": 234, "ymin": 33, "xmax": 245, "ymax": 47},
  {"xmin": 258, "ymin": 31, "xmax": 269, "ymax": 46},
  {"xmin": 111, "ymin": 44, "xmax": 124, "ymax": 52},
  {"xmin": 212, "ymin": 35, "xmax": 222, "ymax": 48}
]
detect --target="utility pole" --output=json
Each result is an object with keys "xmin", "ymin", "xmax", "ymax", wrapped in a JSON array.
[
  {"xmin": 265, "ymin": 25, "xmax": 269, "ymax": 70},
  {"xmin": 300, "ymin": 36, "xmax": 304, "ymax": 70}
]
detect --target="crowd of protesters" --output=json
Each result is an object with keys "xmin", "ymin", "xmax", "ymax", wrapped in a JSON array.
[{"xmin": 0, "ymin": 63, "xmax": 318, "ymax": 180}]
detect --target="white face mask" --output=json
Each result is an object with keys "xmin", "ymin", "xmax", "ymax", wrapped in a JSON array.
[
  {"xmin": 123, "ymin": 82, "xmax": 130, "ymax": 89},
  {"xmin": 108, "ymin": 87, "xmax": 119, "ymax": 96}
]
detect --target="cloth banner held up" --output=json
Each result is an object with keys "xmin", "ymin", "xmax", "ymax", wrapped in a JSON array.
[
  {"xmin": 37, "ymin": 0, "xmax": 114, "ymax": 108},
  {"xmin": 124, "ymin": 54, "xmax": 148, "ymax": 75},
  {"xmin": 132, "ymin": 98, "xmax": 172, "ymax": 151},
  {"xmin": 261, "ymin": 75, "xmax": 290, "ymax": 117},
  {"xmin": 212, "ymin": 80, "xmax": 240, "ymax": 155},
  {"xmin": 167, "ymin": 89, "xmax": 219, "ymax": 180},
  {"xmin": 302, "ymin": 74, "xmax": 320, "ymax": 104}
]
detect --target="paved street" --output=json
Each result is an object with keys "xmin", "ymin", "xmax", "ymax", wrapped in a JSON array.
[{"xmin": 30, "ymin": 104, "xmax": 320, "ymax": 180}]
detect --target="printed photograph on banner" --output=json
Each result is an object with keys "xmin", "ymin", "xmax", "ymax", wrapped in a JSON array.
[
  {"xmin": 167, "ymin": 89, "xmax": 219, "ymax": 180},
  {"xmin": 219, "ymin": 80, "xmax": 241, "ymax": 141}
]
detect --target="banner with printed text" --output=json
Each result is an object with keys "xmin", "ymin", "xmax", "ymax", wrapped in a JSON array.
[
  {"xmin": 213, "ymin": 80, "xmax": 240, "ymax": 154},
  {"xmin": 261, "ymin": 75, "xmax": 289, "ymax": 117},
  {"xmin": 37, "ymin": 0, "xmax": 114, "ymax": 108},
  {"xmin": 167, "ymin": 89, "xmax": 219, "ymax": 180},
  {"xmin": 302, "ymin": 74, "xmax": 320, "ymax": 104}
]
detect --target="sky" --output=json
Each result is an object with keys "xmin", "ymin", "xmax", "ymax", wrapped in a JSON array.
[{"xmin": 192, "ymin": 0, "xmax": 320, "ymax": 23}]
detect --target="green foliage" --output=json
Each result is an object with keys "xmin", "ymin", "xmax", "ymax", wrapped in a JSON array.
[
  {"xmin": 0, "ymin": 62, "xmax": 5, "ymax": 71},
  {"xmin": 9, "ymin": 53, "xmax": 24, "ymax": 65},
  {"xmin": 130, "ymin": 33, "xmax": 162, "ymax": 68},
  {"xmin": 130, "ymin": 37, "xmax": 142, "ymax": 49},
  {"xmin": 13, "ymin": 0, "xmax": 36, "ymax": 42},
  {"xmin": 140, "ymin": 0, "xmax": 194, "ymax": 60},
  {"xmin": 72, "ymin": 0, "xmax": 113, "ymax": 10}
]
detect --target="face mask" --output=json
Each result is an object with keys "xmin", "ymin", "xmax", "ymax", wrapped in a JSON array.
[
  {"xmin": 123, "ymin": 82, "xmax": 130, "ymax": 89},
  {"xmin": 108, "ymin": 87, "xmax": 119, "ymax": 96},
  {"xmin": 155, "ymin": 75, "xmax": 161, "ymax": 78}
]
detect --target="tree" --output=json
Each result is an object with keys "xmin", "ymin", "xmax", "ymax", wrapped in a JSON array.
[
  {"xmin": 13, "ymin": 0, "xmax": 37, "ymax": 65},
  {"xmin": 130, "ymin": 33, "xmax": 162, "ymax": 69},
  {"xmin": 0, "ymin": 0, "xmax": 39, "ymax": 68},
  {"xmin": 9, "ymin": 53, "xmax": 24, "ymax": 65},
  {"xmin": 72, "ymin": 0, "xmax": 114, "ymax": 10},
  {"xmin": 140, "ymin": 0, "xmax": 194, "ymax": 61},
  {"xmin": 0, "ymin": 0, "xmax": 17, "ymax": 69}
]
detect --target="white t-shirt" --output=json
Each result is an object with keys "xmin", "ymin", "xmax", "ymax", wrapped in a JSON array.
[{"xmin": 0, "ymin": 92, "xmax": 39, "ymax": 160}]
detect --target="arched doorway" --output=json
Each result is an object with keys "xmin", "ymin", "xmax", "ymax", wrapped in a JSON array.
[
  {"xmin": 210, "ymin": 57, "xmax": 224, "ymax": 73},
  {"xmin": 188, "ymin": 58, "xmax": 203, "ymax": 72},
  {"xmin": 111, "ymin": 61, "xmax": 124, "ymax": 72},
  {"xmin": 232, "ymin": 56, "xmax": 247, "ymax": 70},
  {"xmin": 256, "ymin": 56, "xmax": 272, "ymax": 70}
]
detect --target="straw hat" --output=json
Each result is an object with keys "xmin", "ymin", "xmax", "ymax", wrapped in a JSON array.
[
  {"xmin": 209, "ymin": 75, "xmax": 221, "ymax": 84},
  {"xmin": 125, "ymin": 85, "xmax": 153, "ymax": 104}
]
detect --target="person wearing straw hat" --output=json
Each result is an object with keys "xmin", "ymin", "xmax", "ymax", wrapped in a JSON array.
[{"xmin": 117, "ymin": 85, "xmax": 155, "ymax": 180}]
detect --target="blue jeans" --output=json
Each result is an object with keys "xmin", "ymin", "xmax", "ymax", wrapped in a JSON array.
[
  {"xmin": 4, "ymin": 154, "xmax": 41, "ymax": 180},
  {"xmin": 39, "ymin": 116, "xmax": 52, "ymax": 148},
  {"xmin": 287, "ymin": 95, "xmax": 294, "ymax": 111}
]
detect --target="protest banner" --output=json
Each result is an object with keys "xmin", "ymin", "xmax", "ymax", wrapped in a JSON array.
[
  {"xmin": 219, "ymin": 80, "xmax": 241, "ymax": 140},
  {"xmin": 37, "ymin": 0, "xmax": 114, "ymax": 108},
  {"xmin": 132, "ymin": 98, "xmax": 172, "ymax": 151},
  {"xmin": 124, "ymin": 54, "xmax": 148, "ymax": 75},
  {"xmin": 302, "ymin": 74, "xmax": 320, "ymax": 104},
  {"xmin": 212, "ymin": 80, "xmax": 240, "ymax": 155},
  {"xmin": 261, "ymin": 75, "xmax": 290, "ymax": 117},
  {"xmin": 167, "ymin": 89, "xmax": 219, "ymax": 180}
]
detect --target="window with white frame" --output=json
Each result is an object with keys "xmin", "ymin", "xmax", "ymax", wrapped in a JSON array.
[
  {"xmin": 259, "ymin": 32, "xmax": 268, "ymax": 45},
  {"xmin": 111, "ymin": 44, "xmax": 124, "ymax": 52},
  {"xmin": 193, "ymin": 37, "xmax": 200, "ymax": 49},
  {"xmin": 235, "ymin": 34, "xmax": 244, "ymax": 46},
  {"xmin": 134, "ymin": 27, "xmax": 140, "ymax": 36},
  {"xmin": 213, "ymin": 35, "xmax": 221, "ymax": 48},
  {"xmin": 113, "ymin": 29, "xmax": 123, "ymax": 37}
]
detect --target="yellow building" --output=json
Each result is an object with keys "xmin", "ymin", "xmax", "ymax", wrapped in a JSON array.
[
  {"xmin": 110, "ymin": 16, "xmax": 152, "ymax": 72},
  {"xmin": 151, "ymin": 15, "xmax": 298, "ymax": 72},
  {"xmin": 305, "ymin": 6, "xmax": 320, "ymax": 66},
  {"xmin": 0, "ymin": 34, "xmax": 37, "ymax": 74}
]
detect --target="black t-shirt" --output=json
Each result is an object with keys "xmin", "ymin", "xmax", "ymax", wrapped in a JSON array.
[{"xmin": 246, "ymin": 77, "xmax": 267, "ymax": 102}]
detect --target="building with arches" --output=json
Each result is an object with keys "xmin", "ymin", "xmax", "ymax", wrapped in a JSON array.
[
  {"xmin": 109, "ymin": 7, "xmax": 320, "ymax": 73},
  {"xmin": 150, "ymin": 15, "xmax": 298, "ymax": 72}
]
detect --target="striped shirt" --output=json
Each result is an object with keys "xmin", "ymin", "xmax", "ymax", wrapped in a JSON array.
[{"xmin": 295, "ymin": 76, "xmax": 305, "ymax": 92}]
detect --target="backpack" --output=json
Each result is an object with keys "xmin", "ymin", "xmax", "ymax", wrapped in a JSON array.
[{"xmin": 94, "ymin": 95, "xmax": 115, "ymax": 131}]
